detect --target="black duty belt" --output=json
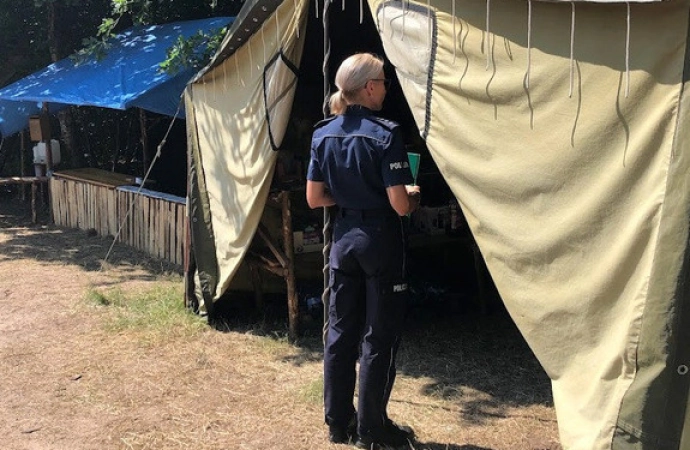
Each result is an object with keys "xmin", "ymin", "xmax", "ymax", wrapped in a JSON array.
[{"xmin": 337, "ymin": 208, "xmax": 398, "ymax": 219}]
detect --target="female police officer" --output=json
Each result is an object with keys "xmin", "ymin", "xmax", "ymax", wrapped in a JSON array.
[{"xmin": 306, "ymin": 53, "xmax": 421, "ymax": 449}]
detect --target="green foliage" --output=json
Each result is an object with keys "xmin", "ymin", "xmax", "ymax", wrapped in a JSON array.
[
  {"xmin": 86, "ymin": 282, "xmax": 207, "ymax": 338},
  {"xmin": 298, "ymin": 377, "xmax": 324, "ymax": 404},
  {"xmin": 159, "ymin": 26, "xmax": 227, "ymax": 75}
]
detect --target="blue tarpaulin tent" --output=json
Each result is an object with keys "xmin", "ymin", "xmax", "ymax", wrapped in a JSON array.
[{"xmin": 0, "ymin": 16, "xmax": 233, "ymax": 138}]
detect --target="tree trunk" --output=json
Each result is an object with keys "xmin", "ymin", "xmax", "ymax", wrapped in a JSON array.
[{"xmin": 46, "ymin": 1, "xmax": 81, "ymax": 168}]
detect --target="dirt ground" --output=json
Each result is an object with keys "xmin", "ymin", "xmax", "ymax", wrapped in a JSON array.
[{"xmin": 0, "ymin": 195, "xmax": 561, "ymax": 450}]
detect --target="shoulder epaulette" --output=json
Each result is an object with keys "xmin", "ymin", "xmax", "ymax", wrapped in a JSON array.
[
  {"xmin": 365, "ymin": 116, "xmax": 400, "ymax": 131},
  {"xmin": 313, "ymin": 116, "xmax": 337, "ymax": 130}
]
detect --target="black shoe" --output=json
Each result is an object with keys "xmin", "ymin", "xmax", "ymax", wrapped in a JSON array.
[
  {"xmin": 328, "ymin": 417, "xmax": 358, "ymax": 444},
  {"xmin": 385, "ymin": 418, "xmax": 414, "ymax": 439},
  {"xmin": 354, "ymin": 421, "xmax": 411, "ymax": 449}
]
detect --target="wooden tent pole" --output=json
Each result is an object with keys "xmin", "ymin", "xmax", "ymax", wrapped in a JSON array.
[
  {"xmin": 183, "ymin": 134, "xmax": 196, "ymax": 311},
  {"xmin": 139, "ymin": 109, "xmax": 149, "ymax": 178},
  {"xmin": 42, "ymin": 103, "xmax": 53, "ymax": 173},
  {"xmin": 281, "ymin": 190, "xmax": 298, "ymax": 341},
  {"xmin": 20, "ymin": 130, "xmax": 26, "ymax": 201}
]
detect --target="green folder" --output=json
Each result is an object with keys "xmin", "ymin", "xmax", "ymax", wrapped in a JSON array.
[{"xmin": 407, "ymin": 152, "xmax": 421, "ymax": 185}]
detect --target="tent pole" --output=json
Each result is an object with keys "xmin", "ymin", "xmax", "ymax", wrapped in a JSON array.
[
  {"xmin": 20, "ymin": 130, "xmax": 26, "ymax": 201},
  {"xmin": 281, "ymin": 190, "xmax": 299, "ymax": 341},
  {"xmin": 41, "ymin": 102, "xmax": 53, "ymax": 224},
  {"xmin": 41, "ymin": 102, "xmax": 53, "ymax": 174},
  {"xmin": 139, "ymin": 109, "xmax": 149, "ymax": 178},
  {"xmin": 321, "ymin": 0, "xmax": 333, "ymax": 345},
  {"xmin": 184, "ymin": 119, "xmax": 197, "ymax": 311}
]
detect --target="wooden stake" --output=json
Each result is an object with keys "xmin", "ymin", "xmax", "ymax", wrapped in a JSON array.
[{"xmin": 281, "ymin": 190, "xmax": 298, "ymax": 341}]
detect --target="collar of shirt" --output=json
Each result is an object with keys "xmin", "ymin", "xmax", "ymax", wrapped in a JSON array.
[{"xmin": 345, "ymin": 104, "xmax": 373, "ymax": 116}]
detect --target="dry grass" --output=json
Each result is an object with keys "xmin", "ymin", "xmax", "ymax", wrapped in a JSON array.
[{"xmin": 0, "ymin": 196, "xmax": 561, "ymax": 450}]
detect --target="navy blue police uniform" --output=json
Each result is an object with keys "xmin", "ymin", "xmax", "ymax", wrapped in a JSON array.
[{"xmin": 307, "ymin": 104, "xmax": 414, "ymax": 442}]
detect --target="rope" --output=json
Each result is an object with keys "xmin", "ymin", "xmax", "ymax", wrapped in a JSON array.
[
  {"xmin": 321, "ymin": 0, "xmax": 333, "ymax": 344},
  {"xmin": 102, "ymin": 100, "xmax": 184, "ymax": 267},
  {"xmin": 625, "ymin": 2, "xmax": 631, "ymax": 98},
  {"xmin": 568, "ymin": 3, "xmax": 575, "ymax": 97}
]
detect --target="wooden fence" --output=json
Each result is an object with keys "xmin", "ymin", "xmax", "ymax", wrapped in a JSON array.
[{"xmin": 50, "ymin": 169, "xmax": 186, "ymax": 266}]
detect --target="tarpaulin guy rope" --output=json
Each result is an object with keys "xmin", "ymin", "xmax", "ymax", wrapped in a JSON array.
[{"xmin": 102, "ymin": 99, "xmax": 184, "ymax": 267}]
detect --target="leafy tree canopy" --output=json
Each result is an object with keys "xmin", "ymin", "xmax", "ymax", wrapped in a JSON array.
[{"xmin": 74, "ymin": 0, "xmax": 244, "ymax": 73}]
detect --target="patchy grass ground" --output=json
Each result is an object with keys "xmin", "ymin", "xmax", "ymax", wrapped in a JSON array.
[{"xmin": 0, "ymin": 196, "xmax": 561, "ymax": 450}]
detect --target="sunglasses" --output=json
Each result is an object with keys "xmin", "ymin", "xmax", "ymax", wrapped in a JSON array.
[{"xmin": 370, "ymin": 78, "xmax": 391, "ymax": 89}]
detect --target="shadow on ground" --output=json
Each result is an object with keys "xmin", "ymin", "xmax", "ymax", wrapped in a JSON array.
[
  {"xmin": 0, "ymin": 196, "xmax": 181, "ymax": 277},
  {"xmin": 209, "ymin": 269, "xmax": 553, "ymax": 428}
]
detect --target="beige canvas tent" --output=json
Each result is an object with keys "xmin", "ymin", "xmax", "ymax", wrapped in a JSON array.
[{"xmin": 184, "ymin": 0, "xmax": 690, "ymax": 448}]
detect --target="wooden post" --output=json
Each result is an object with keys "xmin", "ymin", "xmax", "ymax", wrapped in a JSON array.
[
  {"xmin": 139, "ymin": 109, "xmax": 149, "ymax": 177},
  {"xmin": 20, "ymin": 130, "xmax": 26, "ymax": 201},
  {"xmin": 250, "ymin": 263, "xmax": 264, "ymax": 311},
  {"xmin": 31, "ymin": 182, "xmax": 37, "ymax": 224},
  {"xmin": 281, "ymin": 191, "xmax": 298, "ymax": 341},
  {"xmin": 41, "ymin": 103, "xmax": 53, "ymax": 173}
]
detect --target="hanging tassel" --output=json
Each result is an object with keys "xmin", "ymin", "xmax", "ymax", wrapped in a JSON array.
[
  {"xmin": 526, "ymin": 0, "xmax": 532, "ymax": 89},
  {"xmin": 402, "ymin": 0, "xmax": 407, "ymax": 41},
  {"xmin": 428, "ymin": 0, "xmax": 432, "ymax": 43},
  {"xmin": 360, "ymin": 0, "xmax": 364, "ymax": 24},
  {"xmin": 234, "ymin": 54, "xmax": 245, "ymax": 87},
  {"xmin": 248, "ymin": 40, "xmax": 254, "ymax": 77},
  {"xmin": 261, "ymin": 27, "xmax": 267, "ymax": 67},
  {"xmin": 486, "ymin": 0, "xmax": 491, "ymax": 70},
  {"xmin": 453, "ymin": 0, "xmax": 457, "ymax": 63},
  {"xmin": 276, "ymin": 6, "xmax": 281, "ymax": 46},
  {"xmin": 381, "ymin": 1, "xmax": 386, "ymax": 34},
  {"xmin": 568, "ymin": 3, "xmax": 575, "ymax": 97},
  {"xmin": 316, "ymin": 0, "xmax": 319, "ymax": 19},
  {"xmin": 294, "ymin": 0, "xmax": 300, "ymax": 38},
  {"xmin": 625, "ymin": 2, "xmax": 631, "ymax": 98},
  {"xmin": 223, "ymin": 60, "xmax": 228, "ymax": 92}
]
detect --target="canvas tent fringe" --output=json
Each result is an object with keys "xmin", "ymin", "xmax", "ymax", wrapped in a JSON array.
[
  {"xmin": 453, "ymin": 0, "xmax": 457, "ymax": 63},
  {"xmin": 235, "ymin": 56, "xmax": 245, "ymax": 86},
  {"xmin": 486, "ymin": 0, "xmax": 492, "ymax": 70},
  {"xmin": 295, "ymin": 0, "xmax": 300, "ymax": 37},
  {"xmin": 569, "ymin": 2, "xmax": 575, "ymax": 98},
  {"xmin": 625, "ymin": 2, "xmax": 631, "ymax": 98},
  {"xmin": 402, "ymin": 0, "xmax": 407, "ymax": 41},
  {"xmin": 525, "ymin": 0, "xmax": 532, "ymax": 89}
]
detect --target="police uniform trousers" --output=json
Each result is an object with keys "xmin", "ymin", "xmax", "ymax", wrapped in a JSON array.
[{"xmin": 324, "ymin": 208, "xmax": 409, "ymax": 437}]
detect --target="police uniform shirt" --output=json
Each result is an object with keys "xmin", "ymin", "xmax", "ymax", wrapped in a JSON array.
[{"xmin": 307, "ymin": 105, "xmax": 413, "ymax": 211}]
